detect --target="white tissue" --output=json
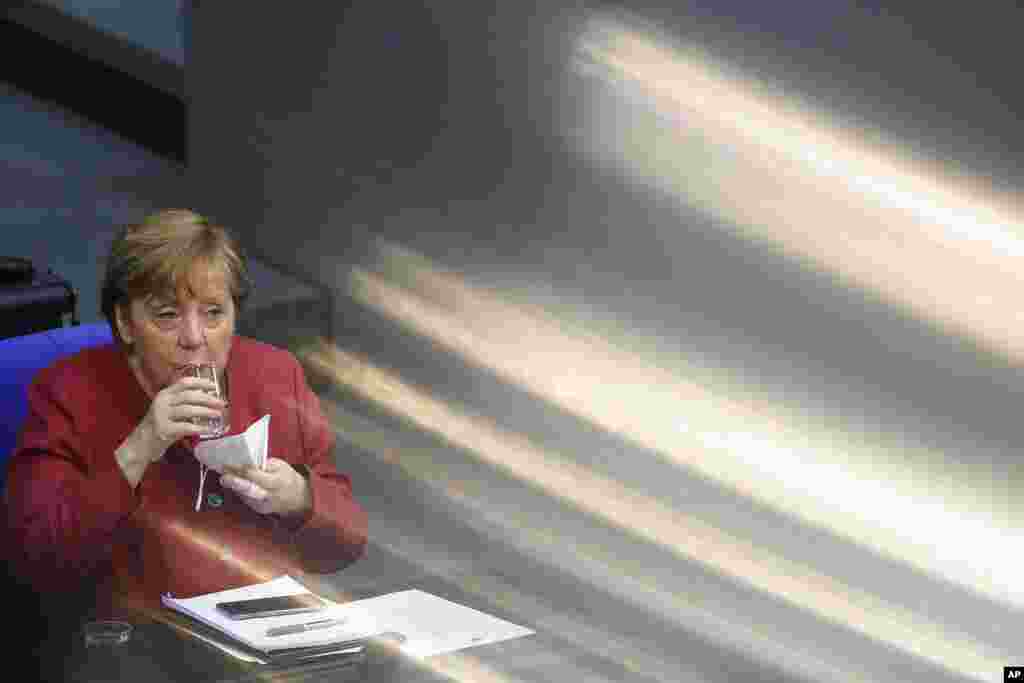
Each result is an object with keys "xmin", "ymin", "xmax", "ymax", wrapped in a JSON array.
[{"xmin": 194, "ymin": 414, "xmax": 269, "ymax": 473}]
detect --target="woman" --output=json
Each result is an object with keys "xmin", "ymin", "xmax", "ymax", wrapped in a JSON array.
[{"xmin": 4, "ymin": 209, "xmax": 367, "ymax": 621}]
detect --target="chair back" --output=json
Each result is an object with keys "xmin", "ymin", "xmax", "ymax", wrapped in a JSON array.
[{"xmin": 0, "ymin": 323, "xmax": 114, "ymax": 487}]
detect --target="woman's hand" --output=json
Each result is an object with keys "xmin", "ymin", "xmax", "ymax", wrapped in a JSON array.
[
  {"xmin": 221, "ymin": 459, "xmax": 312, "ymax": 520},
  {"xmin": 116, "ymin": 376, "xmax": 227, "ymax": 488},
  {"xmin": 144, "ymin": 376, "xmax": 227, "ymax": 454}
]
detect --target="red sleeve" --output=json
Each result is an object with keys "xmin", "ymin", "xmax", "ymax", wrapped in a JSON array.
[
  {"xmin": 277, "ymin": 355, "xmax": 367, "ymax": 573},
  {"xmin": 4, "ymin": 368, "xmax": 139, "ymax": 591}
]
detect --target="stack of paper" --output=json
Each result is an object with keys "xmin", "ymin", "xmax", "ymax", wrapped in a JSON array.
[
  {"xmin": 343, "ymin": 589, "xmax": 536, "ymax": 658},
  {"xmin": 163, "ymin": 574, "xmax": 536, "ymax": 665},
  {"xmin": 162, "ymin": 575, "xmax": 376, "ymax": 657}
]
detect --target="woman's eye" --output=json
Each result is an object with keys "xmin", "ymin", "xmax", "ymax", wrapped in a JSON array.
[
  {"xmin": 206, "ymin": 308, "xmax": 223, "ymax": 317},
  {"xmin": 156, "ymin": 311, "xmax": 178, "ymax": 319}
]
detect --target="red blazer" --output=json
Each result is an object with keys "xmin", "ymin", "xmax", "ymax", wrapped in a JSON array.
[{"xmin": 4, "ymin": 336, "xmax": 367, "ymax": 617}]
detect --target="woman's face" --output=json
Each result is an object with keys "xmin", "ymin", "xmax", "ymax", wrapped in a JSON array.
[{"xmin": 115, "ymin": 264, "xmax": 236, "ymax": 396}]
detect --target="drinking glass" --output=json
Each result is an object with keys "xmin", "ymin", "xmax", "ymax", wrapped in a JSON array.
[
  {"xmin": 83, "ymin": 620, "xmax": 132, "ymax": 647},
  {"xmin": 185, "ymin": 363, "xmax": 229, "ymax": 439}
]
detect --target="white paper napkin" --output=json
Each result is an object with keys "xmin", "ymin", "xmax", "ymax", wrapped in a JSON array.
[{"xmin": 194, "ymin": 414, "xmax": 269, "ymax": 473}]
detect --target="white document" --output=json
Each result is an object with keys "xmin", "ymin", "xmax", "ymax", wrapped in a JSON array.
[
  {"xmin": 194, "ymin": 414, "xmax": 269, "ymax": 473},
  {"xmin": 348, "ymin": 589, "xmax": 535, "ymax": 658},
  {"xmin": 162, "ymin": 575, "xmax": 377, "ymax": 654},
  {"xmin": 163, "ymin": 574, "xmax": 535, "ymax": 660}
]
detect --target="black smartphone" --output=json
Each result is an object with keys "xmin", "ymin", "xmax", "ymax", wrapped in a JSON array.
[{"xmin": 215, "ymin": 593, "xmax": 329, "ymax": 620}]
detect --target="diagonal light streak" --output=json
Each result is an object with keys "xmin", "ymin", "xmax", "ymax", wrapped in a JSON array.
[
  {"xmin": 304, "ymin": 339, "xmax": 1007, "ymax": 681},
  {"xmin": 571, "ymin": 16, "xmax": 1024, "ymax": 367},
  {"xmin": 159, "ymin": 518, "xmax": 282, "ymax": 585},
  {"xmin": 321, "ymin": 399, "xmax": 879, "ymax": 683},
  {"xmin": 315, "ymin": 402, "xmax": 713, "ymax": 682},
  {"xmin": 347, "ymin": 246, "xmax": 1022, "ymax": 614}
]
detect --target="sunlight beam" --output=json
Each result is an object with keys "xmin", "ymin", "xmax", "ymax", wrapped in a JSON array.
[{"xmin": 304, "ymin": 340, "xmax": 1007, "ymax": 681}]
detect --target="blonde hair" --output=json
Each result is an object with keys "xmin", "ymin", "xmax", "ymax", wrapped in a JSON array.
[{"xmin": 101, "ymin": 209, "xmax": 251, "ymax": 345}]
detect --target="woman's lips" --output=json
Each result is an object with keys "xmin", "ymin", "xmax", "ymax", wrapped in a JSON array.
[{"xmin": 174, "ymin": 362, "xmax": 215, "ymax": 376}]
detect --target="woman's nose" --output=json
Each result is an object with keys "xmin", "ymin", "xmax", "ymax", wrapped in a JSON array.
[{"xmin": 178, "ymin": 313, "xmax": 206, "ymax": 348}]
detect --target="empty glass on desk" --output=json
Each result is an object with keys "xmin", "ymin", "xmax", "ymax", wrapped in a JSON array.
[{"xmin": 83, "ymin": 620, "xmax": 132, "ymax": 647}]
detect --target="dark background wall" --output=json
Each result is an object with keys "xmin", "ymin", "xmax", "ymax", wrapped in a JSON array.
[
  {"xmin": 1, "ymin": 1, "xmax": 324, "ymax": 337},
  {"xmin": 189, "ymin": 1, "xmax": 1024, "ymax": 257},
  {"xmin": 188, "ymin": 0, "xmax": 1024, "ymax": 468}
]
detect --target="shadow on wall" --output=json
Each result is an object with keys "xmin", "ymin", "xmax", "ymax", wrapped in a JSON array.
[{"xmin": 0, "ymin": 85, "xmax": 175, "ymax": 326}]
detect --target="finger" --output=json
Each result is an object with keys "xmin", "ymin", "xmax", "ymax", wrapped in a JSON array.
[
  {"xmin": 221, "ymin": 474, "xmax": 268, "ymax": 501},
  {"xmin": 173, "ymin": 376, "xmax": 220, "ymax": 394},
  {"xmin": 254, "ymin": 458, "xmax": 290, "ymax": 476},
  {"xmin": 239, "ymin": 462, "xmax": 290, "ymax": 490},
  {"xmin": 158, "ymin": 421, "xmax": 204, "ymax": 444},
  {"xmin": 263, "ymin": 458, "xmax": 287, "ymax": 472},
  {"xmin": 167, "ymin": 405, "xmax": 225, "ymax": 425},
  {"xmin": 253, "ymin": 501, "xmax": 274, "ymax": 515},
  {"xmin": 174, "ymin": 388, "xmax": 227, "ymax": 408},
  {"xmin": 241, "ymin": 498, "xmax": 273, "ymax": 516}
]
